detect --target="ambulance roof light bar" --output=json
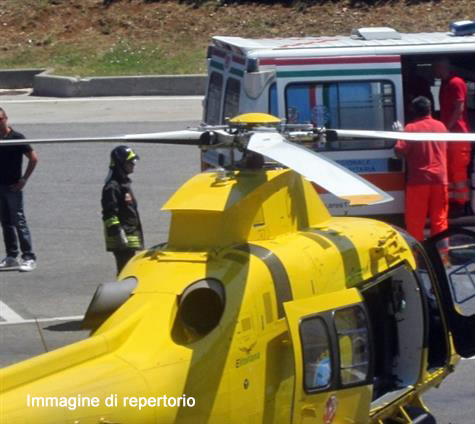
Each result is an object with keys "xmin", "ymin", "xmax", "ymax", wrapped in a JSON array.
[
  {"xmin": 450, "ymin": 20, "xmax": 475, "ymax": 37},
  {"xmin": 351, "ymin": 27, "xmax": 402, "ymax": 41}
]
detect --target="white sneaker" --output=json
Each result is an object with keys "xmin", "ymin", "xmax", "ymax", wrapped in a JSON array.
[
  {"xmin": 0, "ymin": 256, "xmax": 20, "ymax": 270},
  {"xmin": 19, "ymin": 259, "xmax": 36, "ymax": 272}
]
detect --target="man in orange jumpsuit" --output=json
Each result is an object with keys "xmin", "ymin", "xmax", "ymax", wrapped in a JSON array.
[
  {"xmin": 395, "ymin": 96, "xmax": 448, "ymax": 241},
  {"xmin": 434, "ymin": 58, "xmax": 471, "ymax": 217}
]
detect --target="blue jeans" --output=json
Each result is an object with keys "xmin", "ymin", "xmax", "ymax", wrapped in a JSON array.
[{"xmin": 0, "ymin": 185, "xmax": 35, "ymax": 260}]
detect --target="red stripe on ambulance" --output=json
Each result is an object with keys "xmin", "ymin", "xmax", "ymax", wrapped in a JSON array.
[{"xmin": 260, "ymin": 56, "xmax": 401, "ymax": 66}]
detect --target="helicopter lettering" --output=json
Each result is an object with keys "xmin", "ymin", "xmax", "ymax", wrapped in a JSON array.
[
  {"xmin": 235, "ymin": 352, "xmax": 260, "ymax": 368},
  {"xmin": 324, "ymin": 200, "xmax": 350, "ymax": 209}
]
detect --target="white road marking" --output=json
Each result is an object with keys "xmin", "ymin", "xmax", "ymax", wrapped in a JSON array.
[
  {"xmin": 0, "ymin": 315, "xmax": 84, "ymax": 326},
  {"xmin": 0, "ymin": 300, "xmax": 23, "ymax": 322},
  {"xmin": 0, "ymin": 96, "xmax": 203, "ymax": 104},
  {"xmin": 462, "ymin": 356, "xmax": 475, "ymax": 361}
]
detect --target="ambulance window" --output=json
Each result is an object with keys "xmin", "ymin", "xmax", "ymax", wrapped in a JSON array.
[
  {"xmin": 300, "ymin": 316, "xmax": 332, "ymax": 391},
  {"xmin": 285, "ymin": 81, "xmax": 396, "ymax": 150},
  {"xmin": 334, "ymin": 306, "xmax": 370, "ymax": 386},
  {"xmin": 205, "ymin": 72, "xmax": 223, "ymax": 125},
  {"xmin": 269, "ymin": 83, "xmax": 278, "ymax": 116},
  {"xmin": 223, "ymin": 78, "xmax": 241, "ymax": 121}
]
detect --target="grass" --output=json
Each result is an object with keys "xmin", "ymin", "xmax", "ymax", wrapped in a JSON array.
[
  {"xmin": 2, "ymin": 0, "xmax": 474, "ymax": 76},
  {"xmin": 1, "ymin": 40, "xmax": 207, "ymax": 77},
  {"xmin": 96, "ymin": 41, "xmax": 206, "ymax": 76}
]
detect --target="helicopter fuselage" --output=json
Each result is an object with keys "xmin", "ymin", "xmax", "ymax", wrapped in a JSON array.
[{"xmin": 0, "ymin": 168, "xmax": 466, "ymax": 423}]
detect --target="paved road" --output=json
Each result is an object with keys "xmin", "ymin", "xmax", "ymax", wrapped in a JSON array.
[
  {"xmin": 424, "ymin": 358, "xmax": 475, "ymax": 423},
  {"xmin": 0, "ymin": 94, "xmax": 474, "ymax": 422},
  {"xmin": 0, "ymin": 94, "xmax": 202, "ymax": 363}
]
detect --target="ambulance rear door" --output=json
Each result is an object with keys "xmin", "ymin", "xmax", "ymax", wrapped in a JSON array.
[{"xmin": 205, "ymin": 44, "xmax": 247, "ymax": 125}]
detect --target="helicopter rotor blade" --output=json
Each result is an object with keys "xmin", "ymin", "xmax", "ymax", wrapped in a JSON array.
[
  {"xmin": 0, "ymin": 130, "xmax": 211, "ymax": 147},
  {"xmin": 0, "ymin": 136, "xmax": 122, "ymax": 146},
  {"xmin": 330, "ymin": 129, "xmax": 475, "ymax": 142},
  {"xmin": 247, "ymin": 131, "xmax": 393, "ymax": 206},
  {"xmin": 123, "ymin": 130, "xmax": 212, "ymax": 145}
]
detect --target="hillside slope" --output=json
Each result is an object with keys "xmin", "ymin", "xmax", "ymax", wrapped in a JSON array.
[{"xmin": 2, "ymin": 0, "xmax": 473, "ymax": 75}]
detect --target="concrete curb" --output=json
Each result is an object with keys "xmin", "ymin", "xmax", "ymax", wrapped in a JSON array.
[
  {"xmin": 0, "ymin": 69, "xmax": 207, "ymax": 97},
  {"xmin": 0, "ymin": 69, "xmax": 46, "ymax": 89}
]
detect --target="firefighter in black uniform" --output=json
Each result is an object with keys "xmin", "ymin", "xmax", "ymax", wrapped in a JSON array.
[{"xmin": 101, "ymin": 145, "xmax": 144, "ymax": 275}]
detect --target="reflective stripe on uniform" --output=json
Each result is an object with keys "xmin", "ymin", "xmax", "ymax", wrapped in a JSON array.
[
  {"xmin": 104, "ymin": 216, "xmax": 120, "ymax": 227},
  {"xmin": 448, "ymin": 179, "xmax": 470, "ymax": 203},
  {"xmin": 449, "ymin": 180, "xmax": 469, "ymax": 189},
  {"xmin": 105, "ymin": 235, "xmax": 142, "ymax": 249},
  {"xmin": 449, "ymin": 191, "xmax": 470, "ymax": 200},
  {"xmin": 127, "ymin": 235, "xmax": 141, "ymax": 248}
]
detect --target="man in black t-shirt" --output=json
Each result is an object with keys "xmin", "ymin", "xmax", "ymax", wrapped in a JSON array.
[{"xmin": 0, "ymin": 107, "xmax": 38, "ymax": 271}]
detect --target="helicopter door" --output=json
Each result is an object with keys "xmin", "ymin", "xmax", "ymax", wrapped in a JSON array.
[
  {"xmin": 423, "ymin": 228, "xmax": 475, "ymax": 357},
  {"xmin": 284, "ymin": 288, "xmax": 372, "ymax": 424}
]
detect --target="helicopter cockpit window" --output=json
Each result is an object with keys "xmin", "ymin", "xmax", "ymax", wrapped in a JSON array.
[
  {"xmin": 223, "ymin": 77, "xmax": 241, "ymax": 122},
  {"xmin": 434, "ymin": 234, "xmax": 475, "ymax": 317},
  {"xmin": 285, "ymin": 81, "xmax": 396, "ymax": 151},
  {"xmin": 205, "ymin": 72, "xmax": 223, "ymax": 125},
  {"xmin": 172, "ymin": 278, "xmax": 225, "ymax": 344},
  {"xmin": 334, "ymin": 306, "xmax": 370, "ymax": 386},
  {"xmin": 300, "ymin": 316, "xmax": 332, "ymax": 392}
]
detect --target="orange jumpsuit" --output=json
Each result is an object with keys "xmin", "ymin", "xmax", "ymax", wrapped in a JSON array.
[
  {"xmin": 395, "ymin": 115, "xmax": 448, "ymax": 241},
  {"xmin": 439, "ymin": 76, "xmax": 471, "ymax": 207}
]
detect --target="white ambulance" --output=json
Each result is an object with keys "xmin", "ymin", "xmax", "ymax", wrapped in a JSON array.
[{"xmin": 202, "ymin": 25, "xmax": 475, "ymax": 224}]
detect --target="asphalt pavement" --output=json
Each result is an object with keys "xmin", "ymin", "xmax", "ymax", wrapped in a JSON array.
[
  {"xmin": 0, "ymin": 93, "xmax": 202, "ymax": 366},
  {"xmin": 0, "ymin": 93, "xmax": 474, "ymax": 423}
]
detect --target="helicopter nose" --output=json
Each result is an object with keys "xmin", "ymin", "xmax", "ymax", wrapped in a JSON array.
[
  {"xmin": 0, "ymin": 293, "xmax": 195, "ymax": 424},
  {"xmin": 0, "ymin": 359, "xmax": 194, "ymax": 424}
]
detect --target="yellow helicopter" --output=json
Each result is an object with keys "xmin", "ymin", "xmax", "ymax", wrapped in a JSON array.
[{"xmin": 0, "ymin": 113, "xmax": 475, "ymax": 424}]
